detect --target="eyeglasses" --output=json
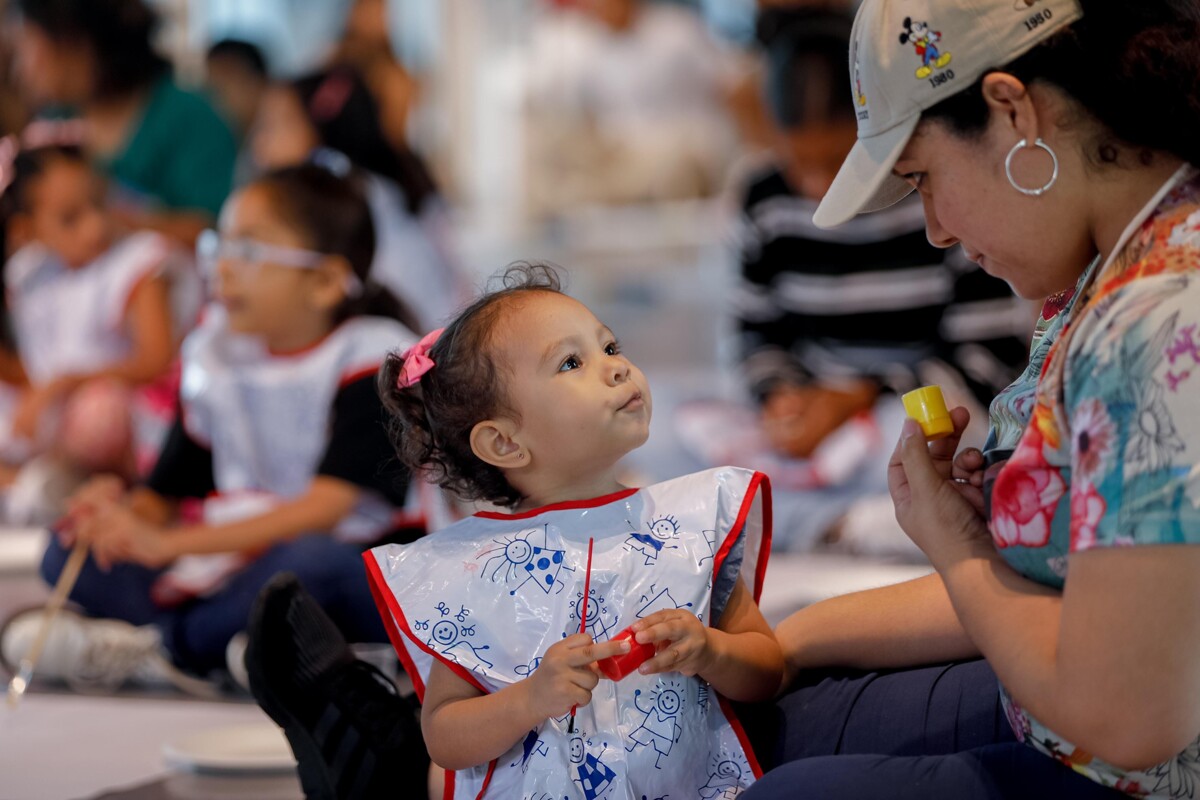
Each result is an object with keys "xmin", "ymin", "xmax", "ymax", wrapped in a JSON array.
[{"xmin": 195, "ymin": 229, "xmax": 362, "ymax": 296}]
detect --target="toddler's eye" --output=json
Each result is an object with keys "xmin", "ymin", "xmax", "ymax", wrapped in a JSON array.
[
  {"xmin": 558, "ymin": 356, "xmax": 580, "ymax": 372},
  {"xmin": 604, "ymin": 342, "xmax": 620, "ymax": 356}
]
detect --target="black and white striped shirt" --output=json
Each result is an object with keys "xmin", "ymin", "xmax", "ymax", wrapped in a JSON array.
[{"xmin": 736, "ymin": 167, "xmax": 1030, "ymax": 403}]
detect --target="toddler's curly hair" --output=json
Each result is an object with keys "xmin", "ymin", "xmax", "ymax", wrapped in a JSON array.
[{"xmin": 378, "ymin": 262, "xmax": 564, "ymax": 508}]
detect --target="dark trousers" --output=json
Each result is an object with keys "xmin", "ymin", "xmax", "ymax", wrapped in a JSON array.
[
  {"xmin": 41, "ymin": 534, "xmax": 386, "ymax": 674},
  {"xmin": 738, "ymin": 660, "xmax": 1126, "ymax": 800}
]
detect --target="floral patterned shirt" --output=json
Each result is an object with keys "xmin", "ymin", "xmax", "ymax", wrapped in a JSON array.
[{"xmin": 985, "ymin": 165, "xmax": 1200, "ymax": 798}]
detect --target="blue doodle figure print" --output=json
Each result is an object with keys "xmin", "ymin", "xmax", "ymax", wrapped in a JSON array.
[
  {"xmin": 700, "ymin": 759, "xmax": 744, "ymax": 799},
  {"xmin": 429, "ymin": 619, "xmax": 493, "ymax": 670},
  {"xmin": 624, "ymin": 515, "xmax": 681, "ymax": 566},
  {"xmin": 696, "ymin": 681, "xmax": 710, "ymax": 714},
  {"xmin": 570, "ymin": 732, "xmax": 617, "ymax": 800},
  {"xmin": 570, "ymin": 587, "xmax": 617, "ymax": 643},
  {"xmin": 698, "ymin": 528, "xmax": 717, "ymax": 568},
  {"xmin": 511, "ymin": 729, "xmax": 549, "ymax": 773},
  {"xmin": 636, "ymin": 583, "xmax": 694, "ymax": 619},
  {"xmin": 625, "ymin": 683, "xmax": 684, "ymax": 769},
  {"xmin": 514, "ymin": 656, "xmax": 543, "ymax": 678},
  {"xmin": 477, "ymin": 525, "xmax": 574, "ymax": 596}
]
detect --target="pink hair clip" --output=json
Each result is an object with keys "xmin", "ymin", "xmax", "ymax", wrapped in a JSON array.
[
  {"xmin": 309, "ymin": 70, "xmax": 354, "ymax": 123},
  {"xmin": 396, "ymin": 328, "xmax": 444, "ymax": 389}
]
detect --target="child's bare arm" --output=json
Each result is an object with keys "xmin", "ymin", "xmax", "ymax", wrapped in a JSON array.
[
  {"xmin": 0, "ymin": 346, "xmax": 28, "ymax": 387},
  {"xmin": 47, "ymin": 275, "xmax": 174, "ymax": 398},
  {"xmin": 633, "ymin": 578, "xmax": 782, "ymax": 702},
  {"xmin": 101, "ymin": 274, "xmax": 175, "ymax": 384},
  {"xmin": 421, "ymin": 633, "xmax": 631, "ymax": 771}
]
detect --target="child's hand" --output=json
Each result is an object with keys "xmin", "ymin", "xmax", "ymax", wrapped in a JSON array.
[
  {"xmin": 524, "ymin": 633, "xmax": 629, "ymax": 719},
  {"xmin": 761, "ymin": 380, "xmax": 878, "ymax": 459},
  {"xmin": 631, "ymin": 609, "xmax": 712, "ymax": 678},
  {"xmin": 61, "ymin": 474, "xmax": 127, "ymax": 546},
  {"xmin": 79, "ymin": 501, "xmax": 174, "ymax": 570},
  {"xmin": 12, "ymin": 385, "xmax": 54, "ymax": 441}
]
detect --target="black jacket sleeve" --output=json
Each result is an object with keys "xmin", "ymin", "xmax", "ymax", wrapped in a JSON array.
[
  {"xmin": 144, "ymin": 413, "xmax": 217, "ymax": 500},
  {"xmin": 317, "ymin": 373, "xmax": 410, "ymax": 506}
]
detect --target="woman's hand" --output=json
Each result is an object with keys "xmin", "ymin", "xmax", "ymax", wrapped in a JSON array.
[
  {"xmin": 888, "ymin": 407, "xmax": 992, "ymax": 567},
  {"xmin": 632, "ymin": 609, "xmax": 713, "ymax": 678}
]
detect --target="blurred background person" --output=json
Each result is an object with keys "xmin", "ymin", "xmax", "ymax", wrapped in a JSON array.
[
  {"xmin": 522, "ymin": 0, "xmax": 743, "ymax": 216},
  {"xmin": 328, "ymin": 0, "xmax": 423, "ymax": 159},
  {"xmin": 249, "ymin": 67, "xmax": 466, "ymax": 332},
  {"xmin": 5, "ymin": 163, "xmax": 420, "ymax": 692},
  {"xmin": 0, "ymin": 138, "xmax": 183, "ymax": 526},
  {"xmin": 676, "ymin": 7, "xmax": 1030, "ymax": 553},
  {"xmin": 10, "ymin": 0, "xmax": 238, "ymax": 247},
  {"xmin": 205, "ymin": 39, "xmax": 270, "ymax": 144}
]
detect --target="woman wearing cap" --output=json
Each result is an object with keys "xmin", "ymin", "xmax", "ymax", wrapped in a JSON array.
[{"xmin": 752, "ymin": 0, "xmax": 1200, "ymax": 798}]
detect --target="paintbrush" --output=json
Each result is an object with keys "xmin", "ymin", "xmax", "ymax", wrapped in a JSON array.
[{"xmin": 6, "ymin": 535, "xmax": 88, "ymax": 709}]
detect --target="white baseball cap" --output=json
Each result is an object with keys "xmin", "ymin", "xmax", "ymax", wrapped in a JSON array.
[{"xmin": 813, "ymin": 0, "xmax": 1084, "ymax": 229}]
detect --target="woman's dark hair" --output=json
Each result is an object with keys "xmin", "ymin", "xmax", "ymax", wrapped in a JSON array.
[
  {"xmin": 249, "ymin": 163, "xmax": 418, "ymax": 330},
  {"xmin": 758, "ymin": 8, "xmax": 856, "ymax": 129},
  {"xmin": 923, "ymin": 0, "xmax": 1200, "ymax": 169},
  {"xmin": 378, "ymin": 263, "xmax": 564, "ymax": 508},
  {"xmin": 291, "ymin": 67, "xmax": 437, "ymax": 215},
  {"xmin": 206, "ymin": 39, "xmax": 268, "ymax": 79},
  {"xmin": 15, "ymin": 0, "xmax": 169, "ymax": 101}
]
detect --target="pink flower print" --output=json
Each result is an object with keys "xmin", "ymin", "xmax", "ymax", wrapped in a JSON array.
[
  {"xmin": 1165, "ymin": 324, "xmax": 1200, "ymax": 367},
  {"xmin": 991, "ymin": 463, "xmax": 1066, "ymax": 549},
  {"xmin": 1069, "ymin": 482, "xmax": 1107, "ymax": 552},
  {"xmin": 1070, "ymin": 398, "xmax": 1115, "ymax": 483},
  {"xmin": 1002, "ymin": 698, "xmax": 1030, "ymax": 743},
  {"xmin": 1113, "ymin": 777, "xmax": 1148, "ymax": 798}
]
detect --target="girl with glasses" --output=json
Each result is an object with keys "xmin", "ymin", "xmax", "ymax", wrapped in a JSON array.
[{"xmin": 3, "ymin": 163, "xmax": 424, "ymax": 693}]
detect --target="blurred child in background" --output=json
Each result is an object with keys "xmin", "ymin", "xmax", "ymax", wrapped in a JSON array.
[
  {"xmin": 679, "ymin": 8, "xmax": 1028, "ymax": 552},
  {"xmin": 0, "ymin": 139, "xmax": 180, "ymax": 523},
  {"xmin": 740, "ymin": 8, "xmax": 1026, "ymax": 458},
  {"xmin": 328, "ymin": 0, "xmax": 422, "ymax": 157},
  {"xmin": 0, "ymin": 163, "xmax": 420, "ymax": 691},
  {"xmin": 11, "ymin": 0, "xmax": 238, "ymax": 245},
  {"xmin": 205, "ymin": 39, "xmax": 270, "ymax": 143},
  {"xmin": 249, "ymin": 67, "xmax": 466, "ymax": 332}
]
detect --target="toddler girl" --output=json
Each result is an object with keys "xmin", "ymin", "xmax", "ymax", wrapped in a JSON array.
[
  {"xmin": 366, "ymin": 264, "xmax": 784, "ymax": 799},
  {"xmin": 0, "ymin": 140, "xmax": 179, "ymax": 511},
  {"xmin": 3, "ymin": 163, "xmax": 420, "ymax": 688}
]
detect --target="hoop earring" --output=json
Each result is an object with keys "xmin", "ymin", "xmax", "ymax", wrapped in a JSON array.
[{"xmin": 1005, "ymin": 138, "xmax": 1059, "ymax": 197}]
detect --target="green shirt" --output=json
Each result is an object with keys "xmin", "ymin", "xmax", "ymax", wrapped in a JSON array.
[{"xmin": 100, "ymin": 77, "xmax": 237, "ymax": 219}]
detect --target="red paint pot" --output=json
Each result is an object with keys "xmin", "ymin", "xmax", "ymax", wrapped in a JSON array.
[{"xmin": 595, "ymin": 626, "xmax": 656, "ymax": 681}]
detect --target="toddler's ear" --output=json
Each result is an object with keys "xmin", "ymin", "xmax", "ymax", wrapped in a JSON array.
[{"xmin": 470, "ymin": 419, "xmax": 526, "ymax": 470}]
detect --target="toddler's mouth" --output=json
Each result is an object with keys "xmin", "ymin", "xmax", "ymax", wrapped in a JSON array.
[{"xmin": 618, "ymin": 392, "xmax": 644, "ymax": 412}]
